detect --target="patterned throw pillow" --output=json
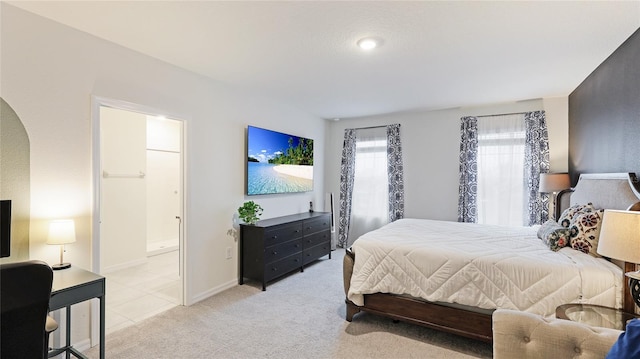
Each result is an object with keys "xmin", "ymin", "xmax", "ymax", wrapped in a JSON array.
[
  {"xmin": 558, "ymin": 203, "xmax": 595, "ymax": 228},
  {"xmin": 569, "ymin": 209, "xmax": 605, "ymax": 257},
  {"xmin": 537, "ymin": 220, "xmax": 571, "ymax": 251}
]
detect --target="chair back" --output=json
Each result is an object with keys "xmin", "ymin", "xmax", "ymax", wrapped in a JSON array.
[{"xmin": 1, "ymin": 260, "xmax": 53, "ymax": 359}]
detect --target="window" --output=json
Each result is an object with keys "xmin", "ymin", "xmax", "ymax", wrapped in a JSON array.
[
  {"xmin": 476, "ymin": 114, "xmax": 527, "ymax": 226},
  {"xmin": 348, "ymin": 128, "xmax": 389, "ymax": 241},
  {"xmin": 458, "ymin": 111, "xmax": 549, "ymax": 226},
  {"xmin": 339, "ymin": 124, "xmax": 404, "ymax": 248}
]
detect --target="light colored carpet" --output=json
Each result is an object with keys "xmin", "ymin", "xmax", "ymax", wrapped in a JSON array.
[{"xmin": 84, "ymin": 250, "xmax": 492, "ymax": 358}]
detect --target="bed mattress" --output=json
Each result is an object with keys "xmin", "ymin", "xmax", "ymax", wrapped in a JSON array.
[{"xmin": 347, "ymin": 218, "xmax": 622, "ymax": 316}]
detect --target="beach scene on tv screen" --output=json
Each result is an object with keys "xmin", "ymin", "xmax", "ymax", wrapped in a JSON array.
[{"xmin": 247, "ymin": 126, "xmax": 313, "ymax": 195}]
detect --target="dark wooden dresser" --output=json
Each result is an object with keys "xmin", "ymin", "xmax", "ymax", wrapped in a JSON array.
[{"xmin": 239, "ymin": 212, "xmax": 332, "ymax": 290}]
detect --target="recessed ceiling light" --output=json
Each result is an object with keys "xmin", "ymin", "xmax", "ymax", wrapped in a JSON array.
[{"xmin": 357, "ymin": 38, "xmax": 379, "ymax": 51}]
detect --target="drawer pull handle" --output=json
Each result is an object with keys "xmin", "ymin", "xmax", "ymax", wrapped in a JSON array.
[
  {"xmin": 295, "ymin": 244, "xmax": 300, "ymax": 248},
  {"xmin": 273, "ymin": 267, "xmax": 277, "ymax": 271},
  {"xmin": 273, "ymin": 251, "xmax": 277, "ymax": 255},
  {"xmin": 294, "ymin": 259, "xmax": 299, "ymax": 262},
  {"xmin": 295, "ymin": 230, "xmax": 300, "ymax": 233},
  {"xmin": 272, "ymin": 235, "xmax": 278, "ymax": 239}
]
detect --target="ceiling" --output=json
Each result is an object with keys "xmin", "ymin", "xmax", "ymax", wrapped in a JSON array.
[{"xmin": 8, "ymin": 1, "xmax": 640, "ymax": 120}]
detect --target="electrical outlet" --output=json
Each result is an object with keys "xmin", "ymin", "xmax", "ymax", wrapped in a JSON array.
[{"xmin": 226, "ymin": 247, "xmax": 232, "ymax": 259}]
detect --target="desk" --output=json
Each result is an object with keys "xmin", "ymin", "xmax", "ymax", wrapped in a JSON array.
[{"xmin": 49, "ymin": 267, "xmax": 105, "ymax": 359}]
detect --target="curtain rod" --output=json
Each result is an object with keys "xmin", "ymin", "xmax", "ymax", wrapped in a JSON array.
[
  {"xmin": 474, "ymin": 111, "xmax": 529, "ymax": 118},
  {"xmin": 348, "ymin": 124, "xmax": 401, "ymax": 130}
]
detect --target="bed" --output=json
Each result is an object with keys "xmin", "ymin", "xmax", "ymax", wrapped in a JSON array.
[{"xmin": 343, "ymin": 173, "xmax": 640, "ymax": 342}]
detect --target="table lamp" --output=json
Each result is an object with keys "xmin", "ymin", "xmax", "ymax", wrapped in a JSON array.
[
  {"xmin": 597, "ymin": 209, "xmax": 640, "ymax": 311},
  {"xmin": 47, "ymin": 219, "xmax": 76, "ymax": 270},
  {"xmin": 539, "ymin": 173, "xmax": 571, "ymax": 220}
]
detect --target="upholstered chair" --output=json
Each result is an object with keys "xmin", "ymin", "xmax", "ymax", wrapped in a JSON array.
[{"xmin": 493, "ymin": 309, "xmax": 621, "ymax": 359}]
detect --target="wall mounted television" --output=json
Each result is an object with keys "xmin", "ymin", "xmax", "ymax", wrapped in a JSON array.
[
  {"xmin": 246, "ymin": 126, "xmax": 314, "ymax": 195},
  {"xmin": 0, "ymin": 200, "xmax": 11, "ymax": 258}
]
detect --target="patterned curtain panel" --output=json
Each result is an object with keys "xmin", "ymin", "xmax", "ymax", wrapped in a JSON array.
[
  {"xmin": 524, "ymin": 110, "xmax": 550, "ymax": 225},
  {"xmin": 338, "ymin": 129, "xmax": 357, "ymax": 248},
  {"xmin": 458, "ymin": 116, "xmax": 478, "ymax": 223},
  {"xmin": 386, "ymin": 124, "xmax": 404, "ymax": 222}
]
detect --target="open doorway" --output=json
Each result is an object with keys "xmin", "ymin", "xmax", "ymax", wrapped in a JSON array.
[{"xmin": 92, "ymin": 99, "xmax": 185, "ymax": 334}]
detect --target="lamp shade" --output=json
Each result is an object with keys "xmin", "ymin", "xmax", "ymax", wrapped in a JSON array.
[
  {"xmin": 47, "ymin": 219, "xmax": 76, "ymax": 245},
  {"xmin": 539, "ymin": 173, "xmax": 571, "ymax": 193},
  {"xmin": 597, "ymin": 210, "xmax": 640, "ymax": 263}
]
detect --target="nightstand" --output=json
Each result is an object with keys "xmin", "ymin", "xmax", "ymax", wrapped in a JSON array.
[{"xmin": 556, "ymin": 304, "xmax": 639, "ymax": 330}]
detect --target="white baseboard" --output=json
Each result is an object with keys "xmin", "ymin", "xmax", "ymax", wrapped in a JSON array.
[
  {"xmin": 147, "ymin": 245, "xmax": 179, "ymax": 257},
  {"xmin": 49, "ymin": 338, "xmax": 91, "ymax": 359},
  {"xmin": 188, "ymin": 279, "xmax": 237, "ymax": 306},
  {"xmin": 101, "ymin": 257, "xmax": 148, "ymax": 274},
  {"xmin": 73, "ymin": 338, "xmax": 92, "ymax": 354}
]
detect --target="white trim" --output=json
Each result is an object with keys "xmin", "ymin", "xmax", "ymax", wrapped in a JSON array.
[
  {"xmin": 70, "ymin": 338, "xmax": 92, "ymax": 354},
  {"xmin": 100, "ymin": 257, "xmax": 148, "ymax": 274},
  {"xmin": 89, "ymin": 97, "xmax": 101, "ymax": 348},
  {"xmin": 188, "ymin": 280, "xmax": 238, "ymax": 306},
  {"xmin": 577, "ymin": 173, "xmax": 630, "ymax": 180},
  {"xmin": 179, "ymin": 117, "xmax": 189, "ymax": 307},
  {"xmin": 90, "ymin": 96, "xmax": 190, "ymax": 348}
]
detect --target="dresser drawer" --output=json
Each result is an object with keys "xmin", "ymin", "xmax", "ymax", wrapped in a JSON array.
[
  {"xmin": 304, "ymin": 230, "xmax": 331, "ymax": 248},
  {"xmin": 265, "ymin": 253, "xmax": 302, "ymax": 282},
  {"xmin": 303, "ymin": 216, "xmax": 331, "ymax": 235},
  {"xmin": 264, "ymin": 222, "xmax": 303, "ymax": 247},
  {"xmin": 264, "ymin": 238, "xmax": 302, "ymax": 264},
  {"xmin": 303, "ymin": 242, "xmax": 331, "ymax": 265},
  {"xmin": 240, "ymin": 212, "xmax": 332, "ymax": 290}
]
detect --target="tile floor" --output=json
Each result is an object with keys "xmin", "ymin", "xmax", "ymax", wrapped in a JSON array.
[{"xmin": 104, "ymin": 250, "xmax": 181, "ymax": 334}]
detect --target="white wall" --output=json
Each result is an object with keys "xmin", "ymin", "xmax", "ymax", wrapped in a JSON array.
[
  {"xmin": 146, "ymin": 116, "xmax": 182, "ymax": 253},
  {"xmin": 325, "ymin": 98, "xmax": 569, "ymax": 222},
  {"xmin": 1, "ymin": 3, "xmax": 325, "ymax": 346},
  {"xmin": 100, "ymin": 106, "xmax": 148, "ymax": 272},
  {"xmin": 543, "ymin": 97, "xmax": 569, "ymax": 172}
]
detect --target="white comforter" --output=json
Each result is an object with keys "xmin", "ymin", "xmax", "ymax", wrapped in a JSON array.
[{"xmin": 347, "ymin": 219, "xmax": 622, "ymax": 316}]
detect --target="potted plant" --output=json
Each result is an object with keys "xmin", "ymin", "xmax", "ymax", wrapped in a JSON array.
[{"xmin": 238, "ymin": 201, "xmax": 263, "ymax": 225}]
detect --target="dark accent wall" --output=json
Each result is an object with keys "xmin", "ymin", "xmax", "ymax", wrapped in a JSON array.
[{"xmin": 568, "ymin": 27, "xmax": 640, "ymax": 185}]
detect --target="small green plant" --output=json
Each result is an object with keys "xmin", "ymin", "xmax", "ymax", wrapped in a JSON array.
[{"xmin": 238, "ymin": 201, "xmax": 263, "ymax": 225}]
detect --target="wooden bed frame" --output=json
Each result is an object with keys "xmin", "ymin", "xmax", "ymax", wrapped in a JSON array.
[{"xmin": 344, "ymin": 173, "xmax": 640, "ymax": 343}]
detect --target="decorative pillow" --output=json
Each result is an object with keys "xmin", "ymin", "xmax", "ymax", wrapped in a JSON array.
[
  {"xmin": 569, "ymin": 209, "xmax": 604, "ymax": 257},
  {"xmin": 537, "ymin": 220, "xmax": 571, "ymax": 251},
  {"xmin": 559, "ymin": 203, "xmax": 596, "ymax": 228}
]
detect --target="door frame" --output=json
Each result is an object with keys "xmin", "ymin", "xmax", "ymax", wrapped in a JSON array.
[{"xmin": 90, "ymin": 96, "xmax": 188, "ymax": 344}]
